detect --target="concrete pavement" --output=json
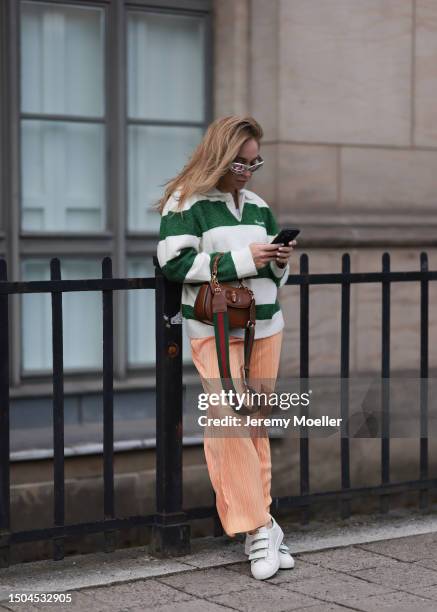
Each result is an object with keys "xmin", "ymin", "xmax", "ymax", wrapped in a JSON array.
[{"xmin": 1, "ymin": 510, "xmax": 437, "ymax": 611}]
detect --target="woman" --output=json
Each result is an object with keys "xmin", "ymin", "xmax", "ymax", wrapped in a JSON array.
[{"xmin": 156, "ymin": 116, "xmax": 297, "ymax": 580}]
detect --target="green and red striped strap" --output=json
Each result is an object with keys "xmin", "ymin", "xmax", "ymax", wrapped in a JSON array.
[{"xmin": 212, "ymin": 309, "xmax": 255, "ymax": 411}]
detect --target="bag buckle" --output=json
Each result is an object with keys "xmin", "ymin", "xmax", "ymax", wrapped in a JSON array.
[{"xmin": 211, "ymin": 271, "xmax": 221, "ymax": 293}]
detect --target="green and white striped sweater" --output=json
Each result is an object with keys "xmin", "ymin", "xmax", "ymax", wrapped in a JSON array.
[{"xmin": 156, "ymin": 187, "xmax": 289, "ymax": 339}]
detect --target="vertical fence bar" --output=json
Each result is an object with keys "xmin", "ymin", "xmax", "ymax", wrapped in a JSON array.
[
  {"xmin": 151, "ymin": 257, "xmax": 190, "ymax": 556},
  {"xmin": 0, "ymin": 260, "xmax": 10, "ymax": 567},
  {"xmin": 380, "ymin": 253, "xmax": 391, "ymax": 514},
  {"xmin": 419, "ymin": 252, "xmax": 429, "ymax": 510},
  {"xmin": 340, "ymin": 254, "xmax": 351, "ymax": 519},
  {"xmin": 50, "ymin": 258, "xmax": 65, "ymax": 561},
  {"xmin": 300, "ymin": 254, "xmax": 310, "ymax": 524},
  {"xmin": 212, "ymin": 491, "xmax": 224, "ymax": 537},
  {"xmin": 102, "ymin": 257, "xmax": 116, "ymax": 551}
]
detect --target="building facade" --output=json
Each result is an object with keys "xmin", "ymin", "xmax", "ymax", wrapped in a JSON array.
[
  {"xmin": 1, "ymin": 0, "xmax": 437, "ymax": 459},
  {"xmin": 218, "ymin": 0, "xmax": 437, "ymax": 378}
]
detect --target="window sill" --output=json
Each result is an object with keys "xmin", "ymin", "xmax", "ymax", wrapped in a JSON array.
[
  {"xmin": 11, "ymin": 368, "xmax": 200, "ymax": 399},
  {"xmin": 20, "ymin": 231, "xmax": 114, "ymax": 239}
]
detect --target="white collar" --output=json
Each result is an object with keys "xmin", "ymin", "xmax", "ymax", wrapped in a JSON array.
[
  {"xmin": 205, "ymin": 187, "xmax": 245, "ymax": 198},
  {"xmin": 205, "ymin": 187, "xmax": 246, "ymax": 205},
  {"xmin": 206, "ymin": 188, "xmax": 245, "ymax": 221}
]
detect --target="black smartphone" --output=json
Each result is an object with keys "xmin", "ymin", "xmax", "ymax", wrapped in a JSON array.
[{"xmin": 271, "ymin": 228, "xmax": 300, "ymax": 245}]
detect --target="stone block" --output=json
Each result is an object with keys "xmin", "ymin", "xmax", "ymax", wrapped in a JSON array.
[
  {"xmin": 278, "ymin": 0, "xmax": 412, "ymax": 145},
  {"xmin": 415, "ymin": 0, "xmax": 437, "ymax": 146},
  {"xmin": 249, "ymin": 0, "xmax": 279, "ymax": 141},
  {"xmin": 278, "ymin": 144, "xmax": 338, "ymax": 210},
  {"xmin": 342, "ymin": 148, "xmax": 437, "ymax": 208},
  {"xmin": 213, "ymin": 0, "xmax": 250, "ymax": 116}
]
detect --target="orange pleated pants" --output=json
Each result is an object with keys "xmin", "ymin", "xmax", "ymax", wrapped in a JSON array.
[{"xmin": 190, "ymin": 330, "xmax": 283, "ymax": 537}]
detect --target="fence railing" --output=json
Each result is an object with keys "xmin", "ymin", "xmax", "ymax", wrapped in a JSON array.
[{"xmin": 0, "ymin": 252, "xmax": 436, "ymax": 567}]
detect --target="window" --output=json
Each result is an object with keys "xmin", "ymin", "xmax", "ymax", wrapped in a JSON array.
[
  {"xmin": 20, "ymin": 2, "xmax": 106, "ymax": 232},
  {"xmin": 2, "ymin": 0, "xmax": 212, "ymax": 384},
  {"xmin": 21, "ymin": 259, "xmax": 102, "ymax": 373},
  {"xmin": 127, "ymin": 258, "xmax": 193, "ymax": 366},
  {"xmin": 127, "ymin": 10, "xmax": 206, "ymax": 232}
]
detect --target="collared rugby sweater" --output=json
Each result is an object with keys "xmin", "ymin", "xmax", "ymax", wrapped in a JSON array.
[{"xmin": 156, "ymin": 187, "xmax": 290, "ymax": 339}]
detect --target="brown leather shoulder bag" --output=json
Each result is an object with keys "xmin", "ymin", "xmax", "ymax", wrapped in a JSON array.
[{"xmin": 194, "ymin": 253, "xmax": 255, "ymax": 331}]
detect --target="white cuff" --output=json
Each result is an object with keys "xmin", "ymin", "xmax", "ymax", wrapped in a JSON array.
[
  {"xmin": 270, "ymin": 260, "xmax": 288, "ymax": 278},
  {"xmin": 231, "ymin": 246, "xmax": 258, "ymax": 278}
]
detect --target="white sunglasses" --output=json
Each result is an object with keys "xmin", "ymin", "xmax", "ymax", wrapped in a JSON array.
[{"xmin": 229, "ymin": 156, "xmax": 264, "ymax": 175}]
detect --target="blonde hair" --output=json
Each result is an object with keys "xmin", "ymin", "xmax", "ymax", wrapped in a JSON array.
[{"xmin": 154, "ymin": 115, "xmax": 263, "ymax": 214}]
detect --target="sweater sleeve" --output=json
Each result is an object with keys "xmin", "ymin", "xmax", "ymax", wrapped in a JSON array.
[
  {"xmin": 156, "ymin": 197, "xmax": 258, "ymax": 284},
  {"xmin": 262, "ymin": 205, "xmax": 290, "ymax": 288}
]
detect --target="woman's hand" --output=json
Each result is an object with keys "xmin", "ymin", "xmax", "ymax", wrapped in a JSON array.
[
  {"xmin": 249, "ymin": 243, "xmax": 284, "ymax": 269},
  {"xmin": 274, "ymin": 240, "xmax": 298, "ymax": 268}
]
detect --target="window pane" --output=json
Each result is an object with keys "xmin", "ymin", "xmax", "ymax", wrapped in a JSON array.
[
  {"xmin": 21, "ymin": 120, "xmax": 105, "ymax": 231},
  {"xmin": 127, "ymin": 11, "xmax": 205, "ymax": 122},
  {"xmin": 21, "ymin": 2, "xmax": 104, "ymax": 117},
  {"xmin": 128, "ymin": 125, "xmax": 201, "ymax": 232},
  {"xmin": 127, "ymin": 259, "xmax": 192, "ymax": 366},
  {"xmin": 21, "ymin": 259, "xmax": 102, "ymax": 372}
]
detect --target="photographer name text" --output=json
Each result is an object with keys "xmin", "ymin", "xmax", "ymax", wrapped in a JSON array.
[{"xmin": 198, "ymin": 415, "xmax": 342, "ymax": 428}]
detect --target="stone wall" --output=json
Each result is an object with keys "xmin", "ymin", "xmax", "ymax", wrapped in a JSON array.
[
  {"xmin": 213, "ymin": 0, "xmax": 437, "ymax": 375},
  {"xmin": 10, "ymin": 440, "xmax": 437, "ymax": 563}
]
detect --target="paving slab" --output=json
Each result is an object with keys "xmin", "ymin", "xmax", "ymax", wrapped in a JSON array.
[
  {"xmin": 347, "ymin": 589, "xmax": 437, "ymax": 612},
  {"xmin": 416, "ymin": 557, "xmax": 437, "ymax": 572},
  {"xmin": 296, "ymin": 546, "xmax": 389, "ymax": 572},
  {"xmin": 157, "ymin": 566, "xmax": 265, "ymax": 598},
  {"xmin": 351, "ymin": 558, "xmax": 437, "ymax": 589},
  {"xmin": 299, "ymin": 605, "xmax": 357, "ymax": 612},
  {"xmin": 403, "ymin": 583, "xmax": 437, "ymax": 601},
  {"xmin": 208, "ymin": 582, "xmax": 320, "ymax": 611},
  {"xmin": 280, "ymin": 573, "xmax": 390, "ymax": 605},
  {"xmin": 356, "ymin": 531, "xmax": 437, "ymax": 562},
  {"xmin": 128, "ymin": 601, "xmax": 235, "ymax": 612},
  {"xmin": 73, "ymin": 579, "xmax": 195, "ymax": 608}
]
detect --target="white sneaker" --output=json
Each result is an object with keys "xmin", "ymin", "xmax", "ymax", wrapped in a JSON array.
[
  {"xmin": 246, "ymin": 517, "xmax": 284, "ymax": 580},
  {"xmin": 245, "ymin": 518, "xmax": 295, "ymax": 570}
]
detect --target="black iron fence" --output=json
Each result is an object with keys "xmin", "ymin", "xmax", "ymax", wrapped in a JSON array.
[{"xmin": 0, "ymin": 252, "xmax": 436, "ymax": 567}]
